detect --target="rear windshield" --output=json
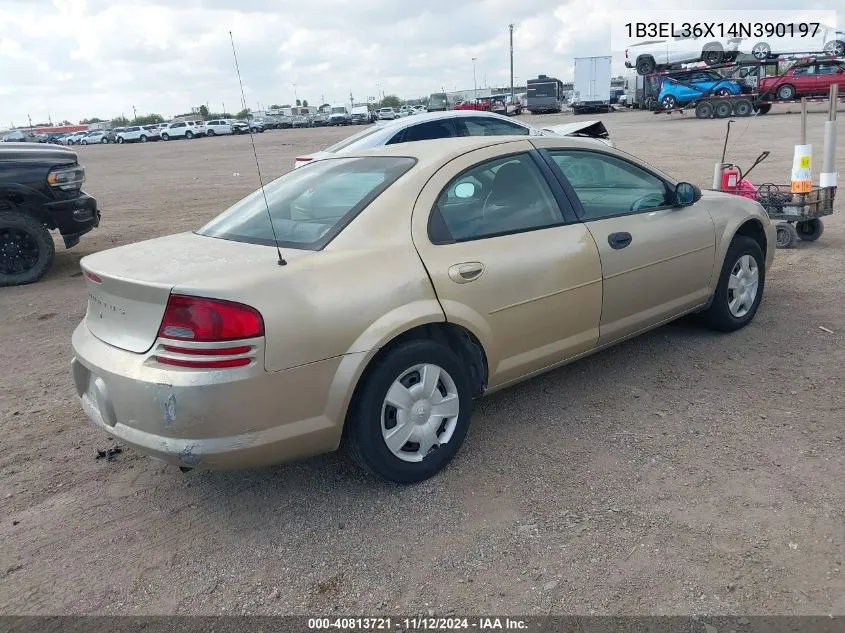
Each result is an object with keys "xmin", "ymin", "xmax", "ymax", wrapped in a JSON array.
[
  {"xmin": 197, "ymin": 156, "xmax": 416, "ymax": 250},
  {"xmin": 323, "ymin": 125, "xmax": 387, "ymax": 153}
]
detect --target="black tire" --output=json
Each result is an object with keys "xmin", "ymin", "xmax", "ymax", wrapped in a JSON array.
[
  {"xmin": 140, "ymin": 135, "xmax": 147, "ymax": 143},
  {"xmin": 823, "ymin": 39, "xmax": 845, "ymax": 57},
  {"xmin": 344, "ymin": 339, "xmax": 473, "ymax": 483},
  {"xmin": 207, "ymin": 129, "xmax": 215, "ymax": 136},
  {"xmin": 695, "ymin": 101, "xmax": 714, "ymax": 119},
  {"xmin": 185, "ymin": 131, "xmax": 193, "ymax": 139},
  {"xmin": 756, "ymin": 103, "xmax": 772, "ymax": 115},
  {"xmin": 117, "ymin": 136, "xmax": 124, "ymax": 144},
  {"xmin": 702, "ymin": 46, "xmax": 723, "ymax": 65},
  {"xmin": 714, "ymin": 101, "xmax": 733, "ymax": 118},
  {"xmin": 81, "ymin": 140, "xmax": 88, "ymax": 145},
  {"xmin": 796, "ymin": 218, "xmax": 824, "ymax": 242},
  {"xmin": 776, "ymin": 84, "xmax": 796, "ymax": 101},
  {"xmin": 776, "ymin": 222, "xmax": 798, "ymax": 249},
  {"xmin": 661, "ymin": 95, "xmax": 677, "ymax": 110},
  {"xmin": 100, "ymin": 137, "xmax": 108, "ymax": 144},
  {"xmin": 714, "ymin": 88, "xmax": 732, "ymax": 97},
  {"xmin": 0, "ymin": 210, "xmax": 55, "ymax": 287},
  {"xmin": 752, "ymin": 42, "xmax": 771, "ymax": 60},
  {"xmin": 701, "ymin": 236, "xmax": 765, "ymax": 332},
  {"xmin": 161, "ymin": 133, "xmax": 169, "ymax": 141},
  {"xmin": 733, "ymin": 99, "xmax": 754, "ymax": 117},
  {"xmin": 636, "ymin": 55, "xmax": 656, "ymax": 75}
]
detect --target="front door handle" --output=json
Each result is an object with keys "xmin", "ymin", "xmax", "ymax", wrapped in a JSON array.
[
  {"xmin": 448, "ymin": 262, "xmax": 485, "ymax": 284},
  {"xmin": 608, "ymin": 232, "xmax": 632, "ymax": 250}
]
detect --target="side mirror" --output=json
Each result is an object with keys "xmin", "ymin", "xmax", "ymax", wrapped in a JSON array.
[{"xmin": 674, "ymin": 182, "xmax": 700, "ymax": 206}]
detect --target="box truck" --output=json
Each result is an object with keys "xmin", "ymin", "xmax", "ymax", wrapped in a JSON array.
[{"xmin": 571, "ymin": 56, "xmax": 612, "ymax": 114}]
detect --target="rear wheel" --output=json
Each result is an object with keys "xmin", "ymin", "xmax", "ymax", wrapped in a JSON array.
[
  {"xmin": 702, "ymin": 46, "xmax": 723, "ymax": 65},
  {"xmin": 733, "ymin": 99, "xmax": 754, "ymax": 117},
  {"xmin": 661, "ymin": 95, "xmax": 678, "ymax": 110},
  {"xmin": 756, "ymin": 103, "xmax": 772, "ymax": 115},
  {"xmin": 207, "ymin": 129, "xmax": 215, "ymax": 136},
  {"xmin": 81, "ymin": 140, "xmax": 88, "ymax": 145},
  {"xmin": 796, "ymin": 218, "xmax": 824, "ymax": 242},
  {"xmin": 0, "ymin": 210, "xmax": 55, "ymax": 287},
  {"xmin": 117, "ymin": 136, "xmax": 125, "ymax": 144},
  {"xmin": 701, "ymin": 236, "xmax": 765, "ymax": 332},
  {"xmin": 695, "ymin": 101, "xmax": 714, "ymax": 119},
  {"xmin": 714, "ymin": 101, "xmax": 733, "ymax": 118},
  {"xmin": 776, "ymin": 84, "xmax": 796, "ymax": 101},
  {"xmin": 140, "ymin": 135, "xmax": 147, "ymax": 143},
  {"xmin": 714, "ymin": 88, "xmax": 732, "ymax": 97},
  {"xmin": 823, "ymin": 39, "xmax": 845, "ymax": 57},
  {"xmin": 636, "ymin": 55, "xmax": 656, "ymax": 75},
  {"xmin": 161, "ymin": 133, "xmax": 169, "ymax": 141},
  {"xmin": 344, "ymin": 339, "xmax": 473, "ymax": 483},
  {"xmin": 100, "ymin": 137, "xmax": 108, "ymax": 144}
]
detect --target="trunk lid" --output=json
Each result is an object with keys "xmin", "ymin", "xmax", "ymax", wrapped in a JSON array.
[{"xmin": 80, "ymin": 232, "xmax": 309, "ymax": 353}]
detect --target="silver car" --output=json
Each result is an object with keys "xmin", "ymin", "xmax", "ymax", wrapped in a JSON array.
[{"xmin": 294, "ymin": 110, "xmax": 612, "ymax": 168}]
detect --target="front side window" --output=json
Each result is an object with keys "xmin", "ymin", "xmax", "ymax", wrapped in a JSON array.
[
  {"xmin": 431, "ymin": 153, "xmax": 565, "ymax": 242},
  {"xmin": 548, "ymin": 150, "xmax": 670, "ymax": 220},
  {"xmin": 198, "ymin": 157, "xmax": 416, "ymax": 250},
  {"xmin": 456, "ymin": 116, "xmax": 529, "ymax": 137}
]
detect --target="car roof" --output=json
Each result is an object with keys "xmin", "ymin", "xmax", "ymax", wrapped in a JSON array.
[{"xmin": 329, "ymin": 135, "xmax": 605, "ymax": 162}]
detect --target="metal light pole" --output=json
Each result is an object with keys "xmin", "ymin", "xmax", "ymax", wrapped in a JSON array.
[
  {"xmin": 472, "ymin": 57, "xmax": 478, "ymax": 101},
  {"xmin": 132, "ymin": 105, "xmax": 137, "ymax": 121},
  {"xmin": 509, "ymin": 23, "xmax": 515, "ymax": 105},
  {"xmin": 292, "ymin": 83, "xmax": 297, "ymax": 104}
]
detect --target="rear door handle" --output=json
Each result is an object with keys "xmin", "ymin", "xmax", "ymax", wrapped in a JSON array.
[
  {"xmin": 608, "ymin": 232, "xmax": 632, "ymax": 250},
  {"xmin": 448, "ymin": 262, "xmax": 485, "ymax": 284}
]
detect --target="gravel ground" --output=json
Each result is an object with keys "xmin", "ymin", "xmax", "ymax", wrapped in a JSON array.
[{"xmin": 2, "ymin": 107, "xmax": 844, "ymax": 616}]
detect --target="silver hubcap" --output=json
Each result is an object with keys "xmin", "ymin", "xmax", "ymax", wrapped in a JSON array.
[
  {"xmin": 381, "ymin": 363, "xmax": 460, "ymax": 463},
  {"xmin": 728, "ymin": 254, "xmax": 759, "ymax": 318}
]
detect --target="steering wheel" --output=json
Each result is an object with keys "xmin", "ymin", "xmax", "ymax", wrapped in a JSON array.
[{"xmin": 630, "ymin": 193, "xmax": 666, "ymax": 212}]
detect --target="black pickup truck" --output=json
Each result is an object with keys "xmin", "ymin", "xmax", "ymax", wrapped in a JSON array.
[{"xmin": 0, "ymin": 143, "xmax": 100, "ymax": 286}]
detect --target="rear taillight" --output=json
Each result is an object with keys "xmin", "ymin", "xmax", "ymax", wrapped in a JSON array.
[
  {"xmin": 157, "ymin": 294, "xmax": 264, "ymax": 342},
  {"xmin": 154, "ymin": 295, "xmax": 262, "ymax": 369},
  {"xmin": 84, "ymin": 270, "xmax": 102, "ymax": 283}
]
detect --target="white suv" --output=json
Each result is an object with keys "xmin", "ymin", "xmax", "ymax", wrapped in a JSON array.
[
  {"xmin": 205, "ymin": 120, "xmax": 235, "ymax": 136},
  {"xmin": 116, "ymin": 126, "xmax": 156, "ymax": 143},
  {"xmin": 625, "ymin": 36, "xmax": 742, "ymax": 74},
  {"xmin": 160, "ymin": 121, "xmax": 205, "ymax": 140}
]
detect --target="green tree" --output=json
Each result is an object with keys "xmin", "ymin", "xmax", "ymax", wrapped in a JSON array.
[
  {"xmin": 302, "ymin": 99, "xmax": 308, "ymax": 107},
  {"xmin": 269, "ymin": 104, "xmax": 283, "ymax": 109},
  {"xmin": 110, "ymin": 116, "xmax": 129, "ymax": 127},
  {"xmin": 132, "ymin": 113, "xmax": 165, "ymax": 125},
  {"xmin": 80, "ymin": 117, "xmax": 104, "ymax": 124},
  {"xmin": 280, "ymin": 104, "xmax": 291, "ymax": 108},
  {"xmin": 235, "ymin": 108, "xmax": 251, "ymax": 119},
  {"xmin": 295, "ymin": 99, "xmax": 301, "ymax": 107},
  {"xmin": 379, "ymin": 94, "xmax": 401, "ymax": 108},
  {"xmin": 198, "ymin": 105, "xmax": 210, "ymax": 117}
]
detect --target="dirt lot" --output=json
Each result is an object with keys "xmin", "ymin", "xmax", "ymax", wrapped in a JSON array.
[{"xmin": 2, "ymin": 108, "xmax": 845, "ymax": 616}]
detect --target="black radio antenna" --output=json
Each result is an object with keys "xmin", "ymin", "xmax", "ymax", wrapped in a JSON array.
[{"xmin": 229, "ymin": 30, "xmax": 287, "ymax": 266}]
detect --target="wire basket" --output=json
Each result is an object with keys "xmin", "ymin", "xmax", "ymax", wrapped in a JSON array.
[{"xmin": 754, "ymin": 184, "xmax": 836, "ymax": 221}]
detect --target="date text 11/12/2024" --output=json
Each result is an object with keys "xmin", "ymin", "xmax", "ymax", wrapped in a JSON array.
[
  {"xmin": 625, "ymin": 21, "xmax": 823, "ymax": 40},
  {"xmin": 307, "ymin": 617, "xmax": 528, "ymax": 630}
]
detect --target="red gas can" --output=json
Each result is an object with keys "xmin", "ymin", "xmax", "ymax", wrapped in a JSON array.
[{"xmin": 721, "ymin": 165, "xmax": 741, "ymax": 192}]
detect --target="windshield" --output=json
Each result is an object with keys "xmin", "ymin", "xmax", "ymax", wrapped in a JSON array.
[
  {"xmin": 429, "ymin": 94, "xmax": 447, "ymax": 106},
  {"xmin": 197, "ymin": 157, "xmax": 416, "ymax": 250},
  {"xmin": 528, "ymin": 82, "xmax": 557, "ymax": 98},
  {"xmin": 331, "ymin": 107, "xmax": 346, "ymax": 114}
]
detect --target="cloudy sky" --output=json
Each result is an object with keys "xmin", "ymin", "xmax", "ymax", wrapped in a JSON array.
[{"xmin": 0, "ymin": 0, "xmax": 839, "ymax": 127}]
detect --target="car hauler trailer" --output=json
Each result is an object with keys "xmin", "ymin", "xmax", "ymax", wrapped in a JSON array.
[{"xmin": 649, "ymin": 54, "xmax": 845, "ymax": 118}]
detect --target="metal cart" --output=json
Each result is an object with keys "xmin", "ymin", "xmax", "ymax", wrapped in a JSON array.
[{"xmin": 753, "ymin": 184, "xmax": 836, "ymax": 249}]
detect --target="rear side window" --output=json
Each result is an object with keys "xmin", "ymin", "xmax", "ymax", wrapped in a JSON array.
[
  {"xmin": 198, "ymin": 156, "xmax": 416, "ymax": 250},
  {"xmin": 388, "ymin": 120, "xmax": 455, "ymax": 144},
  {"xmin": 456, "ymin": 117, "xmax": 529, "ymax": 137}
]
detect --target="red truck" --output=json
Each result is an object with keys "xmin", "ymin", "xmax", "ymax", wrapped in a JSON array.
[
  {"xmin": 452, "ymin": 100, "xmax": 490, "ymax": 111},
  {"xmin": 758, "ymin": 58, "xmax": 845, "ymax": 101}
]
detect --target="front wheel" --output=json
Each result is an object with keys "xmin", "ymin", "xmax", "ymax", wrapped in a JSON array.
[
  {"xmin": 117, "ymin": 136, "xmax": 124, "ymax": 144},
  {"xmin": 185, "ymin": 131, "xmax": 194, "ymax": 139},
  {"xmin": 661, "ymin": 95, "xmax": 678, "ymax": 110},
  {"xmin": 701, "ymin": 236, "xmax": 765, "ymax": 332},
  {"xmin": 636, "ymin": 55, "xmax": 656, "ymax": 75},
  {"xmin": 0, "ymin": 210, "xmax": 56, "ymax": 287},
  {"xmin": 81, "ymin": 140, "xmax": 88, "ymax": 145},
  {"xmin": 140, "ymin": 135, "xmax": 147, "ymax": 143},
  {"xmin": 207, "ymin": 129, "xmax": 215, "ymax": 136},
  {"xmin": 823, "ymin": 39, "xmax": 845, "ymax": 57},
  {"xmin": 752, "ymin": 42, "xmax": 771, "ymax": 60},
  {"xmin": 161, "ymin": 133, "xmax": 169, "ymax": 141},
  {"xmin": 776, "ymin": 84, "xmax": 796, "ymax": 101},
  {"xmin": 101, "ymin": 137, "xmax": 108, "ymax": 144},
  {"xmin": 344, "ymin": 339, "xmax": 473, "ymax": 483},
  {"xmin": 702, "ymin": 47, "xmax": 723, "ymax": 65}
]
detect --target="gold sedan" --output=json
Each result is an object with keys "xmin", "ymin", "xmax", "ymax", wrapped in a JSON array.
[{"xmin": 71, "ymin": 136, "xmax": 775, "ymax": 483}]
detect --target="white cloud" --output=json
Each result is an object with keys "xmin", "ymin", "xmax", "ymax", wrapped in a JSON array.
[{"xmin": 0, "ymin": 0, "xmax": 840, "ymax": 125}]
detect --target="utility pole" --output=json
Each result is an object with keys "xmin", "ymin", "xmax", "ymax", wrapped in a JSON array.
[
  {"xmin": 292, "ymin": 83, "xmax": 297, "ymax": 104},
  {"xmin": 472, "ymin": 57, "xmax": 478, "ymax": 101},
  {"xmin": 27, "ymin": 114, "xmax": 32, "ymax": 130},
  {"xmin": 509, "ymin": 23, "xmax": 515, "ymax": 105},
  {"xmin": 222, "ymin": 101, "xmax": 226, "ymax": 115},
  {"xmin": 132, "ymin": 105, "xmax": 137, "ymax": 121}
]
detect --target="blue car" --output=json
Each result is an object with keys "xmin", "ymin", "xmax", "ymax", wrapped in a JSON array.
[{"xmin": 658, "ymin": 69, "xmax": 743, "ymax": 109}]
